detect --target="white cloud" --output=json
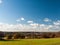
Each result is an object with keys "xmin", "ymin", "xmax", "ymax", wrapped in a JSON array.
[
  {"xmin": 27, "ymin": 21, "xmax": 33, "ymax": 24},
  {"xmin": 21, "ymin": 17, "xmax": 25, "ymax": 21},
  {"xmin": 0, "ymin": 0, "xmax": 2, "ymax": 4},
  {"xmin": 16, "ymin": 17, "xmax": 25, "ymax": 22},
  {"xmin": 0, "ymin": 22, "xmax": 59, "ymax": 32},
  {"xmin": 53, "ymin": 20, "xmax": 60, "ymax": 25},
  {"xmin": 44, "ymin": 18, "xmax": 51, "ymax": 22},
  {"xmin": 30, "ymin": 23, "xmax": 38, "ymax": 29},
  {"xmin": 1, "ymin": 17, "xmax": 60, "ymax": 32},
  {"xmin": 40, "ymin": 24, "xmax": 45, "ymax": 27}
]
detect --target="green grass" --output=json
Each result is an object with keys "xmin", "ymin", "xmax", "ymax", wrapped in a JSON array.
[{"xmin": 0, "ymin": 38, "xmax": 60, "ymax": 45}]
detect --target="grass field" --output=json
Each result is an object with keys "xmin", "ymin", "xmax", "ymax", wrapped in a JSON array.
[{"xmin": 0, "ymin": 38, "xmax": 60, "ymax": 45}]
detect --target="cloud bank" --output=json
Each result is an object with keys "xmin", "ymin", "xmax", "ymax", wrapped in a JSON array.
[{"xmin": 0, "ymin": 18, "xmax": 60, "ymax": 32}]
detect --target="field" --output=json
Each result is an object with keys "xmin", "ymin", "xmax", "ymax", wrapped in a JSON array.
[{"xmin": 0, "ymin": 38, "xmax": 60, "ymax": 45}]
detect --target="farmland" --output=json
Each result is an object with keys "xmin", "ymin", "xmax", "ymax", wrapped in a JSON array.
[{"xmin": 0, "ymin": 38, "xmax": 60, "ymax": 45}]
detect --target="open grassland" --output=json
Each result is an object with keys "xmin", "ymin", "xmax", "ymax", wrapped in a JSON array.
[{"xmin": 0, "ymin": 38, "xmax": 60, "ymax": 45}]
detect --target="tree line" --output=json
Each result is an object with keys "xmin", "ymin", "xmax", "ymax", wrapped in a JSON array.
[{"xmin": 0, "ymin": 32, "xmax": 60, "ymax": 40}]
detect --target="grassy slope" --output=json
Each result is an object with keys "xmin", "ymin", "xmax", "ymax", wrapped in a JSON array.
[{"xmin": 0, "ymin": 38, "xmax": 60, "ymax": 45}]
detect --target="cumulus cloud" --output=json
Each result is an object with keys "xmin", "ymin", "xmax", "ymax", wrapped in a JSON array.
[
  {"xmin": 16, "ymin": 17, "xmax": 25, "ymax": 22},
  {"xmin": 21, "ymin": 17, "xmax": 25, "ymax": 21},
  {"xmin": 53, "ymin": 20, "xmax": 60, "ymax": 25},
  {"xmin": 27, "ymin": 21, "xmax": 33, "ymax": 24},
  {"xmin": 0, "ymin": 17, "xmax": 60, "ymax": 32},
  {"xmin": 0, "ymin": 23, "xmax": 38, "ymax": 32},
  {"xmin": 0, "ymin": 0, "xmax": 2, "ymax": 4},
  {"xmin": 30, "ymin": 23, "xmax": 38, "ymax": 26},
  {"xmin": 0, "ymin": 22, "xmax": 59, "ymax": 32},
  {"xmin": 43, "ymin": 18, "xmax": 51, "ymax": 22}
]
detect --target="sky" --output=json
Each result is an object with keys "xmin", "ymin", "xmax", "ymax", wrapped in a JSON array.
[{"xmin": 0, "ymin": 0, "xmax": 60, "ymax": 32}]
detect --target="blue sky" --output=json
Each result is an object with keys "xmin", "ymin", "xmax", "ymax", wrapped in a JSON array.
[
  {"xmin": 0, "ymin": 0, "xmax": 60, "ymax": 24},
  {"xmin": 0, "ymin": 0, "xmax": 60, "ymax": 32}
]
